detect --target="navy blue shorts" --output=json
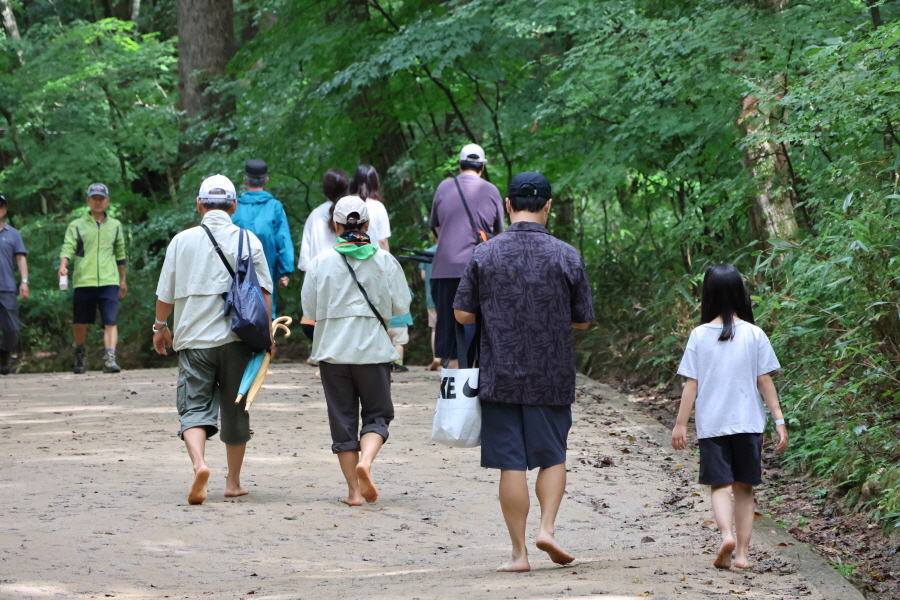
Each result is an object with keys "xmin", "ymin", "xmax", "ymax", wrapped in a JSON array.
[
  {"xmin": 698, "ymin": 433, "xmax": 763, "ymax": 486},
  {"xmin": 480, "ymin": 401, "xmax": 572, "ymax": 471},
  {"xmin": 73, "ymin": 285, "xmax": 120, "ymax": 326}
]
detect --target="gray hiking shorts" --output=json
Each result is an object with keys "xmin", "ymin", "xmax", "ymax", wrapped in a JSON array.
[{"xmin": 176, "ymin": 342, "xmax": 253, "ymax": 445}]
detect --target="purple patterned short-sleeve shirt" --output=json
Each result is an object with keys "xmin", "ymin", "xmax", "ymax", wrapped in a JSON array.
[{"xmin": 453, "ymin": 221, "xmax": 594, "ymax": 406}]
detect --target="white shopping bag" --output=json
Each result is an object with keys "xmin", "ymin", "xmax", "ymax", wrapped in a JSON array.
[{"xmin": 431, "ymin": 367, "xmax": 481, "ymax": 448}]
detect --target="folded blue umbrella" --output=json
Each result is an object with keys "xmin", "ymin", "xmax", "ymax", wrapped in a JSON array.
[{"xmin": 238, "ymin": 351, "xmax": 266, "ymax": 399}]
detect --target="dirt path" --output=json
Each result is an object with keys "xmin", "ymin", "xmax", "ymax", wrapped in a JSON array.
[{"xmin": 1, "ymin": 365, "xmax": 836, "ymax": 599}]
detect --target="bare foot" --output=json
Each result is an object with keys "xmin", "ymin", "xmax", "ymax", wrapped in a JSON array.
[
  {"xmin": 306, "ymin": 357, "xmax": 318, "ymax": 367},
  {"xmin": 714, "ymin": 537, "xmax": 736, "ymax": 569},
  {"xmin": 224, "ymin": 486, "xmax": 249, "ymax": 498},
  {"xmin": 266, "ymin": 369, "xmax": 274, "ymax": 376},
  {"xmin": 188, "ymin": 466, "xmax": 210, "ymax": 505},
  {"xmin": 536, "ymin": 534, "xmax": 575, "ymax": 565},
  {"xmin": 356, "ymin": 463, "xmax": 378, "ymax": 503},
  {"xmin": 314, "ymin": 369, "xmax": 321, "ymax": 380},
  {"xmin": 496, "ymin": 557, "xmax": 531, "ymax": 572},
  {"xmin": 733, "ymin": 554, "xmax": 750, "ymax": 569},
  {"xmin": 428, "ymin": 359, "xmax": 441, "ymax": 372},
  {"xmin": 340, "ymin": 496, "xmax": 363, "ymax": 507}
]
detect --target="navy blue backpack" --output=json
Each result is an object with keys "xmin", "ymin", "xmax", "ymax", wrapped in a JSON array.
[{"xmin": 202, "ymin": 225, "xmax": 271, "ymax": 352}]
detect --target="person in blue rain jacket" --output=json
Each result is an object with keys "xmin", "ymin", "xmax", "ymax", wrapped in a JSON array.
[{"xmin": 232, "ymin": 159, "xmax": 295, "ymax": 317}]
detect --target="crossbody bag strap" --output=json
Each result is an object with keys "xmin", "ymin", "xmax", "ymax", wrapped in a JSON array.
[
  {"xmin": 453, "ymin": 176, "xmax": 484, "ymax": 243},
  {"xmin": 201, "ymin": 224, "xmax": 236, "ymax": 279},
  {"xmin": 339, "ymin": 252, "xmax": 389, "ymax": 331}
]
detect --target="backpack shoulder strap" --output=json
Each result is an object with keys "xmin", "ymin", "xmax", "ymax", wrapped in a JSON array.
[
  {"xmin": 201, "ymin": 224, "xmax": 236, "ymax": 279},
  {"xmin": 339, "ymin": 252, "xmax": 388, "ymax": 331}
]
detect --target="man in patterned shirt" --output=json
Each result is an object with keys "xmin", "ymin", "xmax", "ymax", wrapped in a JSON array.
[{"xmin": 454, "ymin": 171, "xmax": 594, "ymax": 573}]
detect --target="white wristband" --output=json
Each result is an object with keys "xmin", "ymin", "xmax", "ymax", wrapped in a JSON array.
[
  {"xmin": 154, "ymin": 318, "xmax": 167, "ymax": 325},
  {"xmin": 774, "ymin": 418, "xmax": 785, "ymax": 426},
  {"xmin": 152, "ymin": 324, "xmax": 168, "ymax": 334}
]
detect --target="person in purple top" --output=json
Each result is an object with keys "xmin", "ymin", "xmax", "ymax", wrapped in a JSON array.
[
  {"xmin": 0, "ymin": 192, "xmax": 29, "ymax": 375},
  {"xmin": 454, "ymin": 171, "xmax": 594, "ymax": 573},
  {"xmin": 429, "ymin": 144, "xmax": 504, "ymax": 366}
]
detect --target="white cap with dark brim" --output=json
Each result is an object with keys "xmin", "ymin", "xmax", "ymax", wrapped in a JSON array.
[{"xmin": 333, "ymin": 195, "xmax": 369, "ymax": 224}]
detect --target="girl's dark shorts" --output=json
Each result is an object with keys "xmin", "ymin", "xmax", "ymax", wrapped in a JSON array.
[{"xmin": 698, "ymin": 432, "xmax": 763, "ymax": 486}]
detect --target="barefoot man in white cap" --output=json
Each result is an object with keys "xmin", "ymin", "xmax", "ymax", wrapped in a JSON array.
[{"xmin": 153, "ymin": 174, "xmax": 274, "ymax": 505}]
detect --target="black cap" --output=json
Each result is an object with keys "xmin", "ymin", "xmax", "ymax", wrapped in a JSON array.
[
  {"xmin": 508, "ymin": 171, "xmax": 551, "ymax": 199},
  {"xmin": 245, "ymin": 159, "xmax": 268, "ymax": 177},
  {"xmin": 0, "ymin": 192, "xmax": 6, "ymax": 206}
]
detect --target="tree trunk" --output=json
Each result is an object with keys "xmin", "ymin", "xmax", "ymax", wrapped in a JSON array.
[
  {"xmin": 132, "ymin": 0, "xmax": 141, "ymax": 25},
  {"xmin": 741, "ymin": 95, "xmax": 798, "ymax": 242},
  {"xmin": 0, "ymin": 0, "xmax": 20, "ymax": 42},
  {"xmin": 740, "ymin": 0, "xmax": 798, "ymax": 245},
  {"xmin": 176, "ymin": 0, "xmax": 235, "ymax": 119}
]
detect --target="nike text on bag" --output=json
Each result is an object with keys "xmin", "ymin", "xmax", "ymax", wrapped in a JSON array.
[
  {"xmin": 202, "ymin": 225, "xmax": 271, "ymax": 352},
  {"xmin": 432, "ymin": 322, "xmax": 481, "ymax": 448}
]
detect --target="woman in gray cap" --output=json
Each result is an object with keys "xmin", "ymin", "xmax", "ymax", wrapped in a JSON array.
[{"xmin": 301, "ymin": 196, "xmax": 410, "ymax": 505}]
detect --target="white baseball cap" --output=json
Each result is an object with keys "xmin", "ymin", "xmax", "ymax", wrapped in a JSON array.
[
  {"xmin": 459, "ymin": 143, "xmax": 487, "ymax": 164},
  {"xmin": 198, "ymin": 174, "xmax": 237, "ymax": 201},
  {"xmin": 333, "ymin": 196, "xmax": 369, "ymax": 224}
]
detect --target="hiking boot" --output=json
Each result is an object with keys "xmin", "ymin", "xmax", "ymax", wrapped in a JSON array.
[
  {"xmin": 391, "ymin": 362, "xmax": 409, "ymax": 373},
  {"xmin": 0, "ymin": 352, "xmax": 10, "ymax": 375},
  {"xmin": 103, "ymin": 350, "xmax": 121, "ymax": 374},
  {"xmin": 73, "ymin": 345, "xmax": 86, "ymax": 374}
]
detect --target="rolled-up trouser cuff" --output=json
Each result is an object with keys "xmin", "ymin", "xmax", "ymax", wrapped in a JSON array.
[
  {"xmin": 332, "ymin": 440, "xmax": 362, "ymax": 454},
  {"xmin": 360, "ymin": 418, "xmax": 390, "ymax": 443},
  {"xmin": 178, "ymin": 422, "xmax": 219, "ymax": 440}
]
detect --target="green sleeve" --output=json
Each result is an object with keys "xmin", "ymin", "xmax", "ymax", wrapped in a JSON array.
[
  {"xmin": 115, "ymin": 224, "xmax": 127, "ymax": 264},
  {"xmin": 60, "ymin": 222, "xmax": 77, "ymax": 261}
]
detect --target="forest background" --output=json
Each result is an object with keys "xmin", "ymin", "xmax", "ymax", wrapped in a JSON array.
[{"xmin": 2, "ymin": 0, "xmax": 900, "ymax": 542}]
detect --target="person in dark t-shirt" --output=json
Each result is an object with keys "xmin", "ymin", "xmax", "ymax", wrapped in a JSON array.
[{"xmin": 454, "ymin": 171, "xmax": 594, "ymax": 573}]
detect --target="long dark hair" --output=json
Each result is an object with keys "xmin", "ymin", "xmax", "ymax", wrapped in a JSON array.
[
  {"xmin": 323, "ymin": 168, "xmax": 349, "ymax": 232},
  {"xmin": 700, "ymin": 263, "xmax": 754, "ymax": 341},
  {"xmin": 348, "ymin": 164, "xmax": 383, "ymax": 203}
]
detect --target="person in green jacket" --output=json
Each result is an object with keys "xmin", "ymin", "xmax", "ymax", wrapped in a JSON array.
[
  {"xmin": 233, "ymin": 160, "xmax": 295, "ymax": 318},
  {"xmin": 58, "ymin": 183, "xmax": 127, "ymax": 374}
]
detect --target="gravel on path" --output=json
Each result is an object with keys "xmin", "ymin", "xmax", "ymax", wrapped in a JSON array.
[{"xmin": 1, "ymin": 365, "xmax": 827, "ymax": 599}]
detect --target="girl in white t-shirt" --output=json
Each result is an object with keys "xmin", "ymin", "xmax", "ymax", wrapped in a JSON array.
[
  {"xmin": 299, "ymin": 169, "xmax": 348, "ymax": 370},
  {"xmin": 348, "ymin": 165, "xmax": 391, "ymax": 252},
  {"xmin": 671, "ymin": 263, "xmax": 789, "ymax": 570}
]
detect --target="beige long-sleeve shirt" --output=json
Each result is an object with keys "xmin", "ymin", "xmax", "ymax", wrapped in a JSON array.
[{"xmin": 301, "ymin": 246, "xmax": 410, "ymax": 364}]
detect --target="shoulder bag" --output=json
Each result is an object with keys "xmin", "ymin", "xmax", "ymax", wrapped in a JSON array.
[
  {"xmin": 338, "ymin": 251, "xmax": 389, "ymax": 332},
  {"xmin": 201, "ymin": 224, "xmax": 272, "ymax": 352},
  {"xmin": 453, "ymin": 176, "xmax": 493, "ymax": 244}
]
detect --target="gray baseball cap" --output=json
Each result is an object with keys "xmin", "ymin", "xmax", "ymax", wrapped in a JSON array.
[{"xmin": 86, "ymin": 183, "xmax": 109, "ymax": 198}]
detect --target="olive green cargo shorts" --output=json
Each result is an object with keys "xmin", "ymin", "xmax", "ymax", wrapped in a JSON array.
[{"xmin": 176, "ymin": 342, "xmax": 253, "ymax": 445}]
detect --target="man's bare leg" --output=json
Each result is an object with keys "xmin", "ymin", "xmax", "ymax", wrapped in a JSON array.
[
  {"xmin": 356, "ymin": 432, "xmax": 384, "ymax": 503},
  {"xmin": 711, "ymin": 484, "xmax": 736, "ymax": 569},
  {"xmin": 183, "ymin": 427, "xmax": 210, "ymax": 505},
  {"xmin": 534, "ymin": 462, "xmax": 574, "ymax": 564},
  {"xmin": 224, "ymin": 443, "xmax": 248, "ymax": 498},
  {"xmin": 103, "ymin": 325, "xmax": 118, "ymax": 350},
  {"xmin": 337, "ymin": 450, "xmax": 362, "ymax": 506},
  {"xmin": 732, "ymin": 482, "xmax": 754, "ymax": 568},
  {"xmin": 73, "ymin": 324, "xmax": 88, "ymax": 346},
  {"xmin": 497, "ymin": 469, "xmax": 531, "ymax": 572}
]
